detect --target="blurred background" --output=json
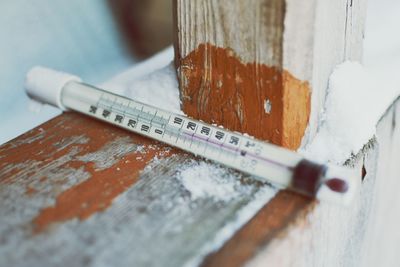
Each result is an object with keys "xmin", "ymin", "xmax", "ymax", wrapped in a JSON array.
[
  {"xmin": 0, "ymin": 0, "xmax": 398, "ymax": 144},
  {"xmin": 0, "ymin": 0, "xmax": 173, "ymax": 144}
]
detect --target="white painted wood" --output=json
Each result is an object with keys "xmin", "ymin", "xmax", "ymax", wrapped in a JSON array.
[
  {"xmin": 175, "ymin": 0, "xmax": 285, "ymax": 66},
  {"xmin": 246, "ymin": 98, "xmax": 400, "ymax": 267},
  {"xmin": 359, "ymin": 98, "xmax": 400, "ymax": 267},
  {"xmin": 302, "ymin": 0, "xmax": 368, "ymax": 145}
]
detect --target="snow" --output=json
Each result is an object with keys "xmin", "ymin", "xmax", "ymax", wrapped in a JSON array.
[
  {"xmin": 101, "ymin": 46, "xmax": 174, "ymax": 95},
  {"xmin": 302, "ymin": 62, "xmax": 400, "ymax": 164},
  {"xmin": 177, "ymin": 160, "xmax": 252, "ymax": 202},
  {"xmin": 120, "ymin": 63, "xmax": 181, "ymax": 114},
  {"xmin": 299, "ymin": 0, "xmax": 400, "ymax": 165},
  {"xmin": 101, "ymin": 46, "xmax": 182, "ymax": 115}
]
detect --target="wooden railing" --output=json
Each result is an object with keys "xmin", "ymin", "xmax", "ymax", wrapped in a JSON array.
[{"xmin": 2, "ymin": 1, "xmax": 400, "ymax": 266}]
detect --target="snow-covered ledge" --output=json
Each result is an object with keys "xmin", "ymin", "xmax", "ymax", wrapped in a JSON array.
[
  {"xmin": 302, "ymin": 62, "xmax": 400, "ymax": 165},
  {"xmin": 248, "ymin": 96, "xmax": 400, "ymax": 267},
  {"xmin": 103, "ymin": 50, "xmax": 400, "ymax": 266}
]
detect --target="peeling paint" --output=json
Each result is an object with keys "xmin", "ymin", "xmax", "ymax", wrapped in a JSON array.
[
  {"xmin": 178, "ymin": 43, "xmax": 310, "ymax": 149},
  {"xmin": 32, "ymin": 138, "xmax": 173, "ymax": 232},
  {"xmin": 264, "ymin": 99, "xmax": 272, "ymax": 114},
  {"xmin": 76, "ymin": 137, "xmax": 140, "ymax": 171},
  {"xmin": 0, "ymin": 113, "xmax": 176, "ymax": 234}
]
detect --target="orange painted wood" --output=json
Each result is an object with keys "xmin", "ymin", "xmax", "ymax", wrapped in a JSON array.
[
  {"xmin": 176, "ymin": 43, "xmax": 310, "ymax": 149},
  {"xmin": 173, "ymin": 0, "xmax": 368, "ymax": 149},
  {"xmin": 202, "ymin": 192, "xmax": 312, "ymax": 267},
  {"xmin": 0, "ymin": 113, "xmax": 173, "ymax": 233},
  {"xmin": 174, "ymin": 0, "xmax": 310, "ymax": 149}
]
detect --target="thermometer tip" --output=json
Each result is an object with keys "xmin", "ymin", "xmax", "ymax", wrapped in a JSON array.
[
  {"xmin": 325, "ymin": 178, "xmax": 349, "ymax": 193},
  {"xmin": 317, "ymin": 165, "xmax": 359, "ymax": 205}
]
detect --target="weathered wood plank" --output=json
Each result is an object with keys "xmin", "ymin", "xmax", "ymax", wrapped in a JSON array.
[
  {"xmin": 202, "ymin": 191, "xmax": 312, "ymax": 267},
  {"xmin": 0, "ymin": 112, "xmax": 284, "ymax": 267},
  {"xmin": 1, "ymin": 101, "xmax": 399, "ymax": 266}
]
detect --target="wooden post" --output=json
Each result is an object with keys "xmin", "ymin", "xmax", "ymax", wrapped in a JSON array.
[{"xmin": 174, "ymin": 0, "xmax": 367, "ymax": 150}]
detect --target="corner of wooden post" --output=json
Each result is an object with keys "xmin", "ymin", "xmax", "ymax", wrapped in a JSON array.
[{"xmin": 173, "ymin": 0, "xmax": 312, "ymax": 150}]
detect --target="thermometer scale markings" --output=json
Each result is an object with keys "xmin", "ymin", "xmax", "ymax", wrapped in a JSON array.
[
  {"xmin": 184, "ymin": 132, "xmax": 292, "ymax": 170},
  {"xmin": 93, "ymin": 94, "xmax": 291, "ymax": 174}
]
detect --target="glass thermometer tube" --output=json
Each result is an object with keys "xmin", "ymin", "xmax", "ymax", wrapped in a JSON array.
[{"xmin": 25, "ymin": 67, "xmax": 359, "ymax": 204}]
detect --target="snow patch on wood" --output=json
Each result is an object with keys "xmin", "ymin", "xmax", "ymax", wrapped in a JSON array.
[
  {"xmin": 177, "ymin": 160, "xmax": 253, "ymax": 202},
  {"xmin": 302, "ymin": 61, "xmax": 400, "ymax": 164},
  {"xmin": 76, "ymin": 136, "xmax": 141, "ymax": 170}
]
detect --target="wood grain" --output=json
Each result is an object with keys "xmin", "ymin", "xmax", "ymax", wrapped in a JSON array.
[
  {"xmin": 0, "ymin": 112, "xmax": 286, "ymax": 267},
  {"xmin": 177, "ymin": 43, "xmax": 311, "ymax": 149},
  {"xmin": 202, "ymin": 191, "xmax": 313, "ymax": 267},
  {"xmin": 174, "ymin": 0, "xmax": 367, "ymax": 148}
]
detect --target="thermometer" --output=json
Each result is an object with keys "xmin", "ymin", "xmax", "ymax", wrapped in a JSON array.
[{"xmin": 25, "ymin": 66, "xmax": 359, "ymax": 204}]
